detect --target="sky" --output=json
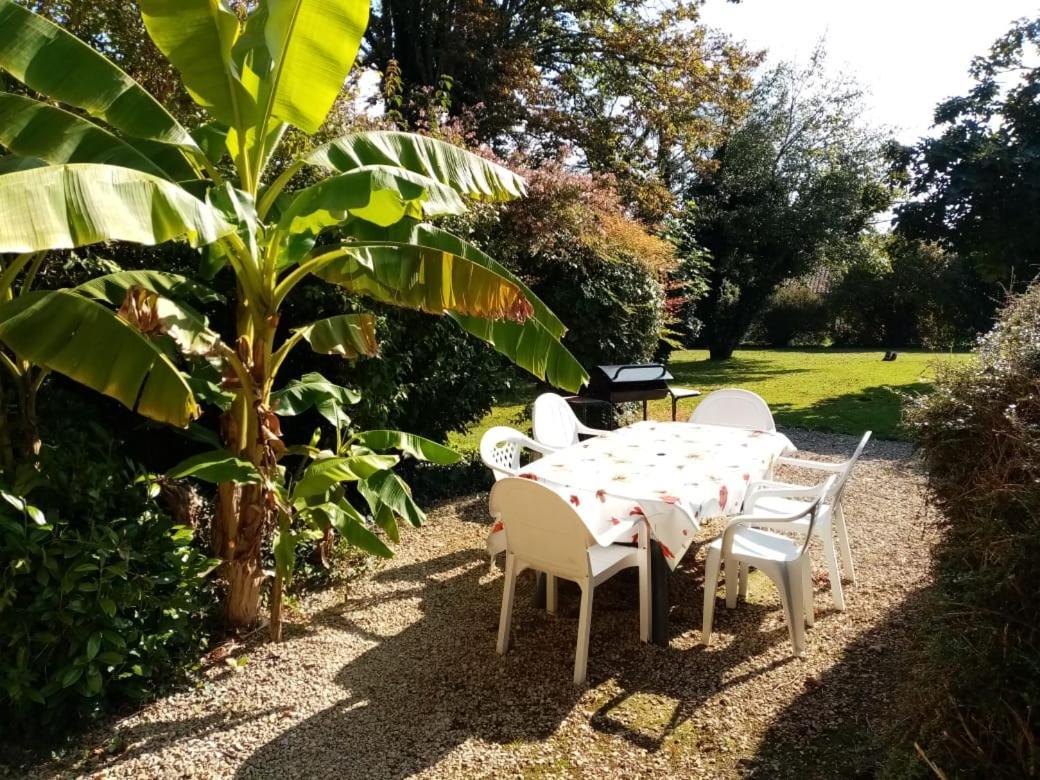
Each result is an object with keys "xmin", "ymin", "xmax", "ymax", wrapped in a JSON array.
[{"xmin": 699, "ymin": 0, "xmax": 1040, "ymax": 143}]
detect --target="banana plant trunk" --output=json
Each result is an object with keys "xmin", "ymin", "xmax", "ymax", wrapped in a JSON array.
[{"xmin": 214, "ymin": 308, "xmax": 281, "ymax": 631}]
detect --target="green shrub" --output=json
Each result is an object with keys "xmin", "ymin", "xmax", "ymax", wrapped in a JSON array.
[
  {"xmin": 758, "ymin": 282, "xmax": 830, "ymax": 347},
  {"xmin": 477, "ymin": 163, "xmax": 674, "ymax": 369},
  {"xmin": 0, "ymin": 427, "xmax": 215, "ymax": 742},
  {"xmin": 894, "ymin": 281, "xmax": 1040, "ymax": 776}
]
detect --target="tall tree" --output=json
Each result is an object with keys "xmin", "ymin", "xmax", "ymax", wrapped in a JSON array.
[
  {"xmin": 364, "ymin": 0, "xmax": 758, "ymax": 220},
  {"xmin": 681, "ymin": 50, "xmax": 890, "ymax": 360},
  {"xmin": 894, "ymin": 16, "xmax": 1040, "ymax": 300}
]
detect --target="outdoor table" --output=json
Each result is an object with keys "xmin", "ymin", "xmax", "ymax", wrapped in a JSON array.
[{"xmin": 486, "ymin": 420, "xmax": 795, "ymax": 644}]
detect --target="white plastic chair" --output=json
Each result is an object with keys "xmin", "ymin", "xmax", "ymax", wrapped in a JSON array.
[
  {"xmin": 702, "ymin": 475, "xmax": 836, "ymax": 657},
  {"xmin": 479, "ymin": 425, "xmax": 556, "ymax": 481},
  {"xmin": 690, "ymin": 388, "xmax": 776, "ymax": 432},
  {"xmin": 532, "ymin": 393, "xmax": 608, "ymax": 449},
  {"xmin": 743, "ymin": 431, "xmax": 872, "ymax": 609},
  {"xmin": 490, "ymin": 477, "xmax": 650, "ymax": 685}
]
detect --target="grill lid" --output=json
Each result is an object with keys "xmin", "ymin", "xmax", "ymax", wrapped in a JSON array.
[{"xmin": 590, "ymin": 364, "xmax": 673, "ymax": 386}]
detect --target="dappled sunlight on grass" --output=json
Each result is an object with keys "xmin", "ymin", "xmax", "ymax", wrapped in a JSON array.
[
  {"xmin": 652, "ymin": 349, "xmax": 970, "ymax": 438},
  {"xmin": 454, "ymin": 349, "xmax": 972, "ymax": 448}
]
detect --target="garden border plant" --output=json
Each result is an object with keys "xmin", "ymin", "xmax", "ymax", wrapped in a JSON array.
[
  {"xmin": 0, "ymin": 0, "xmax": 587, "ymax": 638},
  {"xmin": 897, "ymin": 280, "xmax": 1040, "ymax": 777}
]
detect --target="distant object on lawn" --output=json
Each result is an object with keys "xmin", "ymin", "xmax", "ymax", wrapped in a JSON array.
[{"xmin": 883, "ymin": 352, "xmax": 898, "ymax": 361}]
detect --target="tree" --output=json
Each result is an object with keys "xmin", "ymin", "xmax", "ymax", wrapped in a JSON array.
[
  {"xmin": 0, "ymin": 0, "xmax": 585, "ymax": 634},
  {"xmin": 681, "ymin": 51, "xmax": 890, "ymax": 360},
  {"xmin": 364, "ymin": 0, "xmax": 758, "ymax": 221},
  {"xmin": 827, "ymin": 235, "xmax": 982, "ymax": 349},
  {"xmin": 894, "ymin": 16, "xmax": 1040, "ymax": 305}
]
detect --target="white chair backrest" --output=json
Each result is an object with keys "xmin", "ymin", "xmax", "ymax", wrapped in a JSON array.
[
  {"xmin": 832, "ymin": 431, "xmax": 871, "ymax": 503},
  {"xmin": 479, "ymin": 426, "xmax": 526, "ymax": 480},
  {"xmin": 490, "ymin": 478, "xmax": 595, "ymax": 580},
  {"xmin": 691, "ymin": 388, "xmax": 775, "ymax": 432},
  {"xmin": 532, "ymin": 393, "xmax": 580, "ymax": 448}
]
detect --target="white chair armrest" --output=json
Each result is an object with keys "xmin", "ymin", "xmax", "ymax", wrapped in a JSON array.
[
  {"xmin": 744, "ymin": 480, "xmax": 819, "ymax": 511},
  {"xmin": 514, "ymin": 432, "xmax": 559, "ymax": 456},
  {"xmin": 719, "ymin": 507, "xmax": 815, "ymax": 555},
  {"xmin": 776, "ymin": 455, "xmax": 845, "ymax": 473},
  {"xmin": 576, "ymin": 422, "xmax": 609, "ymax": 437}
]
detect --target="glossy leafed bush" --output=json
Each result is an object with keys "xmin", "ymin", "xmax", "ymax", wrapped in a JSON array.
[{"xmin": 0, "ymin": 431, "xmax": 215, "ymax": 740}]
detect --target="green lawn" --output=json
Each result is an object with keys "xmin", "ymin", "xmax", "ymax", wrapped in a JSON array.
[{"xmin": 451, "ymin": 348, "xmax": 971, "ymax": 449}]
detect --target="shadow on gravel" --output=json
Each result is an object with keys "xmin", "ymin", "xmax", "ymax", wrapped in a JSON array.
[
  {"xmin": 739, "ymin": 586, "xmax": 935, "ymax": 779},
  {"xmin": 233, "ymin": 534, "xmax": 792, "ymax": 778}
]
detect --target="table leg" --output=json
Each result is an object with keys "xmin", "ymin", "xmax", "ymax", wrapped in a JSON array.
[
  {"xmin": 650, "ymin": 541, "xmax": 670, "ymax": 646},
  {"xmin": 671, "ymin": 394, "xmax": 678, "ymax": 421},
  {"xmin": 642, "ymin": 399, "xmax": 648, "ymax": 420},
  {"xmin": 532, "ymin": 571, "xmax": 546, "ymax": 608}
]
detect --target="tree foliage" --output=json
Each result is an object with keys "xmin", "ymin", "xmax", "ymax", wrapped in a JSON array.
[
  {"xmin": 474, "ymin": 162, "xmax": 676, "ymax": 368},
  {"xmin": 682, "ymin": 50, "xmax": 890, "ymax": 359},
  {"xmin": 894, "ymin": 16, "xmax": 1040, "ymax": 294},
  {"xmin": 364, "ymin": 0, "xmax": 759, "ymax": 221}
]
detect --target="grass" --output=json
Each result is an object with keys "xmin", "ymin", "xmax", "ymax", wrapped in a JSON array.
[{"xmin": 450, "ymin": 348, "xmax": 972, "ymax": 450}]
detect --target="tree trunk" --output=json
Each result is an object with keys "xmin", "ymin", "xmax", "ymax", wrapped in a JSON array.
[
  {"xmin": 224, "ymin": 558, "xmax": 265, "ymax": 626},
  {"xmin": 213, "ymin": 309, "xmax": 281, "ymax": 633},
  {"xmin": 708, "ymin": 344, "xmax": 735, "ymax": 361},
  {"xmin": 215, "ymin": 461, "xmax": 272, "ymax": 629}
]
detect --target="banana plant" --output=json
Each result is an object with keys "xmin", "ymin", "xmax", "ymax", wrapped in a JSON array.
[{"xmin": 0, "ymin": 0, "xmax": 588, "ymax": 632}]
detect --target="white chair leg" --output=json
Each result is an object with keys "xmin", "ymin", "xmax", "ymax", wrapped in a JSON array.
[
  {"xmin": 725, "ymin": 556, "xmax": 739, "ymax": 609},
  {"xmin": 638, "ymin": 546, "xmax": 650, "ymax": 643},
  {"xmin": 546, "ymin": 573, "xmax": 558, "ymax": 615},
  {"xmin": 834, "ymin": 504, "xmax": 857, "ymax": 585},
  {"xmin": 574, "ymin": 582, "xmax": 593, "ymax": 685},
  {"xmin": 702, "ymin": 548, "xmax": 722, "ymax": 645},
  {"xmin": 821, "ymin": 533, "xmax": 846, "ymax": 611},
  {"xmin": 738, "ymin": 561, "xmax": 748, "ymax": 600},
  {"xmin": 773, "ymin": 566, "xmax": 806, "ymax": 657},
  {"xmin": 497, "ymin": 553, "xmax": 518, "ymax": 655},
  {"xmin": 801, "ymin": 559, "xmax": 815, "ymax": 628}
]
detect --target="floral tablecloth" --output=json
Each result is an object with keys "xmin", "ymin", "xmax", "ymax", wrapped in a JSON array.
[{"xmin": 487, "ymin": 421, "xmax": 795, "ymax": 570}]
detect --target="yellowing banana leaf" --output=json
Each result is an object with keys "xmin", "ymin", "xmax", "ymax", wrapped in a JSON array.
[
  {"xmin": 322, "ymin": 228, "xmax": 588, "ymax": 391},
  {"xmin": 262, "ymin": 0, "xmax": 369, "ymax": 134},
  {"xmin": 303, "ymin": 131, "xmax": 527, "ymax": 201},
  {"xmin": 296, "ymin": 313, "xmax": 378, "ymax": 358},
  {"xmin": 0, "ymin": 0, "xmax": 196, "ymax": 150},
  {"xmin": 0, "ymin": 93, "xmax": 169, "ymax": 177},
  {"xmin": 0, "ymin": 290, "xmax": 199, "ymax": 427},
  {"xmin": 0, "ymin": 164, "xmax": 234, "ymax": 252},
  {"xmin": 277, "ymin": 166, "xmax": 468, "ymax": 235},
  {"xmin": 139, "ymin": 0, "xmax": 256, "ymax": 130},
  {"xmin": 311, "ymin": 242, "xmax": 534, "ymax": 322},
  {"xmin": 348, "ymin": 219, "xmax": 563, "ymax": 337},
  {"xmin": 352, "ymin": 430, "xmax": 461, "ymax": 465}
]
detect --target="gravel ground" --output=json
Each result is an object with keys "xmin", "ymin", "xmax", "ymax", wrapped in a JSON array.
[{"xmin": 27, "ymin": 430, "xmax": 940, "ymax": 779}]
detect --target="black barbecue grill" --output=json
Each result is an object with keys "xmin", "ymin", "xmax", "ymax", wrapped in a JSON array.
[{"xmin": 570, "ymin": 363, "xmax": 700, "ymax": 424}]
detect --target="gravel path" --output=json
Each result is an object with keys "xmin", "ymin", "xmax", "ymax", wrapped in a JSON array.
[{"xmin": 29, "ymin": 430, "xmax": 939, "ymax": 779}]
